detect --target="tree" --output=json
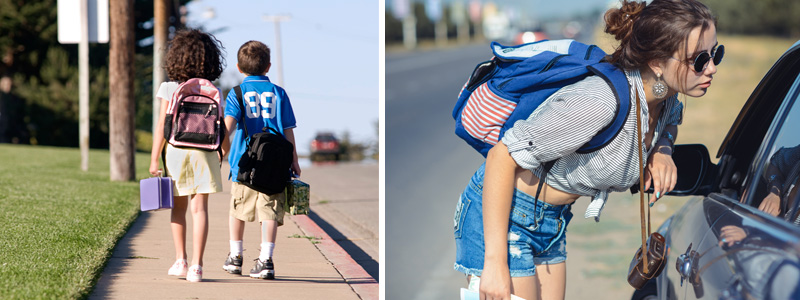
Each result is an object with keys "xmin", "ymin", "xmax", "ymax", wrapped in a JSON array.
[
  {"xmin": 702, "ymin": 0, "xmax": 800, "ymax": 38},
  {"xmin": 110, "ymin": 0, "xmax": 136, "ymax": 181},
  {"xmin": 0, "ymin": 0, "xmax": 189, "ymax": 150}
]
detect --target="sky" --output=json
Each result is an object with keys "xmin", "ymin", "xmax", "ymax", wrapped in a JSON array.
[{"xmin": 184, "ymin": 0, "xmax": 379, "ymax": 156}]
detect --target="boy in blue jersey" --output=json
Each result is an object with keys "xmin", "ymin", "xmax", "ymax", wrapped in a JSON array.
[{"xmin": 221, "ymin": 40, "xmax": 300, "ymax": 279}]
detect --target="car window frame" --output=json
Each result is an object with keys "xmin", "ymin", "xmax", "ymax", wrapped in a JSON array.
[
  {"xmin": 714, "ymin": 43, "xmax": 800, "ymax": 198},
  {"xmin": 740, "ymin": 72, "xmax": 800, "ymax": 219}
]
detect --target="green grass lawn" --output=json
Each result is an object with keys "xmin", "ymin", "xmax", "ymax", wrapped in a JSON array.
[{"xmin": 0, "ymin": 144, "xmax": 151, "ymax": 299}]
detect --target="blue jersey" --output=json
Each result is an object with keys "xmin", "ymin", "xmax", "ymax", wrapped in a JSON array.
[{"xmin": 225, "ymin": 75, "xmax": 296, "ymax": 181}]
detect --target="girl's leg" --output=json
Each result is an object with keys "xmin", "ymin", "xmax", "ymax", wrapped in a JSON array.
[
  {"xmin": 532, "ymin": 262, "xmax": 567, "ymax": 300},
  {"xmin": 510, "ymin": 275, "xmax": 539, "ymax": 300},
  {"xmin": 170, "ymin": 195, "xmax": 189, "ymax": 260},
  {"xmin": 190, "ymin": 193, "xmax": 209, "ymax": 266},
  {"xmin": 465, "ymin": 275, "xmax": 543, "ymax": 300}
]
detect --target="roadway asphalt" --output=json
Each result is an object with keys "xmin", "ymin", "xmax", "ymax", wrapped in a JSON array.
[
  {"xmin": 386, "ymin": 43, "xmax": 488, "ymax": 299},
  {"xmin": 302, "ymin": 161, "xmax": 380, "ymax": 281}
]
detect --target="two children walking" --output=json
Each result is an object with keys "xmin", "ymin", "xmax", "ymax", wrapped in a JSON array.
[{"xmin": 149, "ymin": 28, "xmax": 299, "ymax": 282}]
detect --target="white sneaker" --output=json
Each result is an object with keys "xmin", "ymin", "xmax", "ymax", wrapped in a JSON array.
[
  {"xmin": 168, "ymin": 259, "xmax": 188, "ymax": 276},
  {"xmin": 187, "ymin": 265, "xmax": 203, "ymax": 282}
]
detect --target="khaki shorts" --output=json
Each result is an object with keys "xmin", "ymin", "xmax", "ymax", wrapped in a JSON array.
[
  {"xmin": 165, "ymin": 145, "xmax": 223, "ymax": 196},
  {"xmin": 230, "ymin": 181, "xmax": 285, "ymax": 226}
]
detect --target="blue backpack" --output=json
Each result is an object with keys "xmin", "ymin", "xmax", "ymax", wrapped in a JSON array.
[{"xmin": 453, "ymin": 39, "xmax": 631, "ymax": 157}]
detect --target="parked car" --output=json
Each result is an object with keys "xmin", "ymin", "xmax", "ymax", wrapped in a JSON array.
[
  {"xmin": 310, "ymin": 132, "xmax": 341, "ymax": 161},
  {"xmin": 633, "ymin": 40, "xmax": 800, "ymax": 299}
]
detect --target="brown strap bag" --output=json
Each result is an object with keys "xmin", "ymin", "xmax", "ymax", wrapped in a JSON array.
[{"xmin": 627, "ymin": 89, "xmax": 668, "ymax": 290}]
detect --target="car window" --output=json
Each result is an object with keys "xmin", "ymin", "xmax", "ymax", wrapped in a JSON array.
[
  {"xmin": 743, "ymin": 75, "xmax": 800, "ymax": 224},
  {"xmin": 314, "ymin": 134, "xmax": 337, "ymax": 142}
]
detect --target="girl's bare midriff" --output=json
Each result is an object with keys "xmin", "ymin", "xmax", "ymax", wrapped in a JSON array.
[{"xmin": 514, "ymin": 167, "xmax": 581, "ymax": 206}]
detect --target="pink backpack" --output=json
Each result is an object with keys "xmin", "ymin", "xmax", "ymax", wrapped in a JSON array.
[{"xmin": 164, "ymin": 78, "xmax": 224, "ymax": 152}]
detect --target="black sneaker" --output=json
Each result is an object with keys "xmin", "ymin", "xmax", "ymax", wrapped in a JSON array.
[
  {"xmin": 223, "ymin": 253, "xmax": 243, "ymax": 274},
  {"xmin": 249, "ymin": 258, "xmax": 275, "ymax": 279}
]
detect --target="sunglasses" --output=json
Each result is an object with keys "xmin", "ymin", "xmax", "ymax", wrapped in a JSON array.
[{"xmin": 673, "ymin": 44, "xmax": 725, "ymax": 73}]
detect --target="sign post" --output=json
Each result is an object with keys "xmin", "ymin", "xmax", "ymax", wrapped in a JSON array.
[{"xmin": 57, "ymin": 0, "xmax": 109, "ymax": 171}]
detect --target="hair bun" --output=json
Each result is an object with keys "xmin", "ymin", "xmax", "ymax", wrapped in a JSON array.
[{"xmin": 604, "ymin": 0, "xmax": 646, "ymax": 41}]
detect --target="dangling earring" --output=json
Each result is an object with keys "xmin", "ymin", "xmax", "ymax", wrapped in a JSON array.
[{"xmin": 652, "ymin": 73, "xmax": 668, "ymax": 99}]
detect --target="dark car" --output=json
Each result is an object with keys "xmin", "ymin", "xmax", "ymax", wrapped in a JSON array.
[
  {"xmin": 310, "ymin": 132, "xmax": 341, "ymax": 161},
  {"xmin": 633, "ymin": 40, "xmax": 800, "ymax": 299}
]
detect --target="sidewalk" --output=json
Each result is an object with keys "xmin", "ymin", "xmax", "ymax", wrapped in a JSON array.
[{"xmin": 89, "ymin": 163, "xmax": 377, "ymax": 300}]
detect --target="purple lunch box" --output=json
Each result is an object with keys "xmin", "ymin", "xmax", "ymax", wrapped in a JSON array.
[{"xmin": 139, "ymin": 177, "xmax": 174, "ymax": 211}]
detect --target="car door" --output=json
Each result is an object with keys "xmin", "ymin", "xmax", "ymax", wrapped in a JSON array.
[{"xmin": 663, "ymin": 41, "xmax": 800, "ymax": 300}]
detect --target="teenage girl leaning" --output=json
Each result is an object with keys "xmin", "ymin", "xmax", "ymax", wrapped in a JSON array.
[
  {"xmin": 149, "ymin": 28, "xmax": 226, "ymax": 283},
  {"xmin": 453, "ymin": 1, "xmax": 723, "ymax": 299}
]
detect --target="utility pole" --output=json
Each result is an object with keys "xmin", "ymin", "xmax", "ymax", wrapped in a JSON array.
[
  {"xmin": 262, "ymin": 15, "xmax": 290, "ymax": 87},
  {"xmin": 109, "ymin": 0, "xmax": 135, "ymax": 181},
  {"xmin": 152, "ymin": 0, "xmax": 167, "ymax": 133}
]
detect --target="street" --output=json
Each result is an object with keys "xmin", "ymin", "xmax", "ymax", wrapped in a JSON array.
[
  {"xmin": 386, "ymin": 44, "xmax": 488, "ymax": 299},
  {"xmin": 302, "ymin": 161, "xmax": 380, "ymax": 281}
]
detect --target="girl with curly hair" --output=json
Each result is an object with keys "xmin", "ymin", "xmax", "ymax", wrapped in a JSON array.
[{"xmin": 148, "ymin": 28, "xmax": 226, "ymax": 282}]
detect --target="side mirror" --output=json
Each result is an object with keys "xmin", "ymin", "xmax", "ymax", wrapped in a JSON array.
[
  {"xmin": 670, "ymin": 144, "xmax": 716, "ymax": 196},
  {"xmin": 631, "ymin": 144, "xmax": 716, "ymax": 196}
]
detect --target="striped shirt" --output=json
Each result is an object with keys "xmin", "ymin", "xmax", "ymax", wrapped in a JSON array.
[{"xmin": 500, "ymin": 69, "xmax": 683, "ymax": 220}]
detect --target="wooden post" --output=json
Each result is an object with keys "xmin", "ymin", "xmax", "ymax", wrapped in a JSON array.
[{"xmin": 109, "ymin": 0, "xmax": 135, "ymax": 181}]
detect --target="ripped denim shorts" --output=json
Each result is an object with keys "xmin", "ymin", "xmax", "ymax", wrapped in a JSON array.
[{"xmin": 453, "ymin": 163, "xmax": 573, "ymax": 277}]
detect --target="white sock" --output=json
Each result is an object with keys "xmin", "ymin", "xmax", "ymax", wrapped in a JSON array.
[
  {"xmin": 230, "ymin": 240, "xmax": 243, "ymax": 257},
  {"xmin": 259, "ymin": 242, "xmax": 275, "ymax": 261}
]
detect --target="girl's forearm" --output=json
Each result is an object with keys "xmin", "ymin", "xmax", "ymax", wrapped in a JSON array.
[
  {"xmin": 483, "ymin": 142, "xmax": 517, "ymax": 265},
  {"xmin": 150, "ymin": 99, "xmax": 169, "ymax": 164}
]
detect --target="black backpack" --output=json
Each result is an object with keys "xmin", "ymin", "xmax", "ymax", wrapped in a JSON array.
[{"xmin": 233, "ymin": 86, "xmax": 294, "ymax": 195}]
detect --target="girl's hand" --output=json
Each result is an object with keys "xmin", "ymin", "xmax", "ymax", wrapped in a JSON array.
[
  {"xmin": 758, "ymin": 192, "xmax": 781, "ymax": 216},
  {"xmin": 718, "ymin": 225, "xmax": 747, "ymax": 247},
  {"xmin": 149, "ymin": 161, "xmax": 162, "ymax": 177},
  {"xmin": 479, "ymin": 262, "xmax": 512, "ymax": 300},
  {"xmin": 644, "ymin": 146, "xmax": 677, "ymax": 205}
]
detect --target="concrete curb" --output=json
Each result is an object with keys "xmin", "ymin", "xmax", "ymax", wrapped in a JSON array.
[{"xmin": 292, "ymin": 215, "xmax": 379, "ymax": 300}]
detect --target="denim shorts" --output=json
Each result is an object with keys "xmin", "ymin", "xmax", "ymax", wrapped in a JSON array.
[{"xmin": 453, "ymin": 163, "xmax": 573, "ymax": 277}]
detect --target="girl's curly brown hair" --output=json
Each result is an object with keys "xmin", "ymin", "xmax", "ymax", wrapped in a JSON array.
[{"xmin": 164, "ymin": 28, "xmax": 225, "ymax": 82}]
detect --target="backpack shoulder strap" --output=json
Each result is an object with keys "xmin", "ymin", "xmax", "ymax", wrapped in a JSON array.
[
  {"xmin": 577, "ymin": 63, "xmax": 631, "ymax": 153},
  {"xmin": 275, "ymin": 86, "xmax": 284, "ymax": 136},
  {"xmin": 233, "ymin": 85, "xmax": 250, "ymax": 139}
]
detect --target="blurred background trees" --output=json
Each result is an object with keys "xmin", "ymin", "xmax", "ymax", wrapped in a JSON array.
[
  {"xmin": 0, "ymin": 0, "xmax": 188, "ymax": 148},
  {"xmin": 703, "ymin": 0, "xmax": 800, "ymax": 38},
  {"xmin": 385, "ymin": 0, "xmax": 800, "ymax": 47}
]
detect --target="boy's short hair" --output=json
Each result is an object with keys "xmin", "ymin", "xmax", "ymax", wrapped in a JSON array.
[
  {"xmin": 164, "ymin": 28, "xmax": 225, "ymax": 82},
  {"xmin": 237, "ymin": 41, "xmax": 271, "ymax": 76}
]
